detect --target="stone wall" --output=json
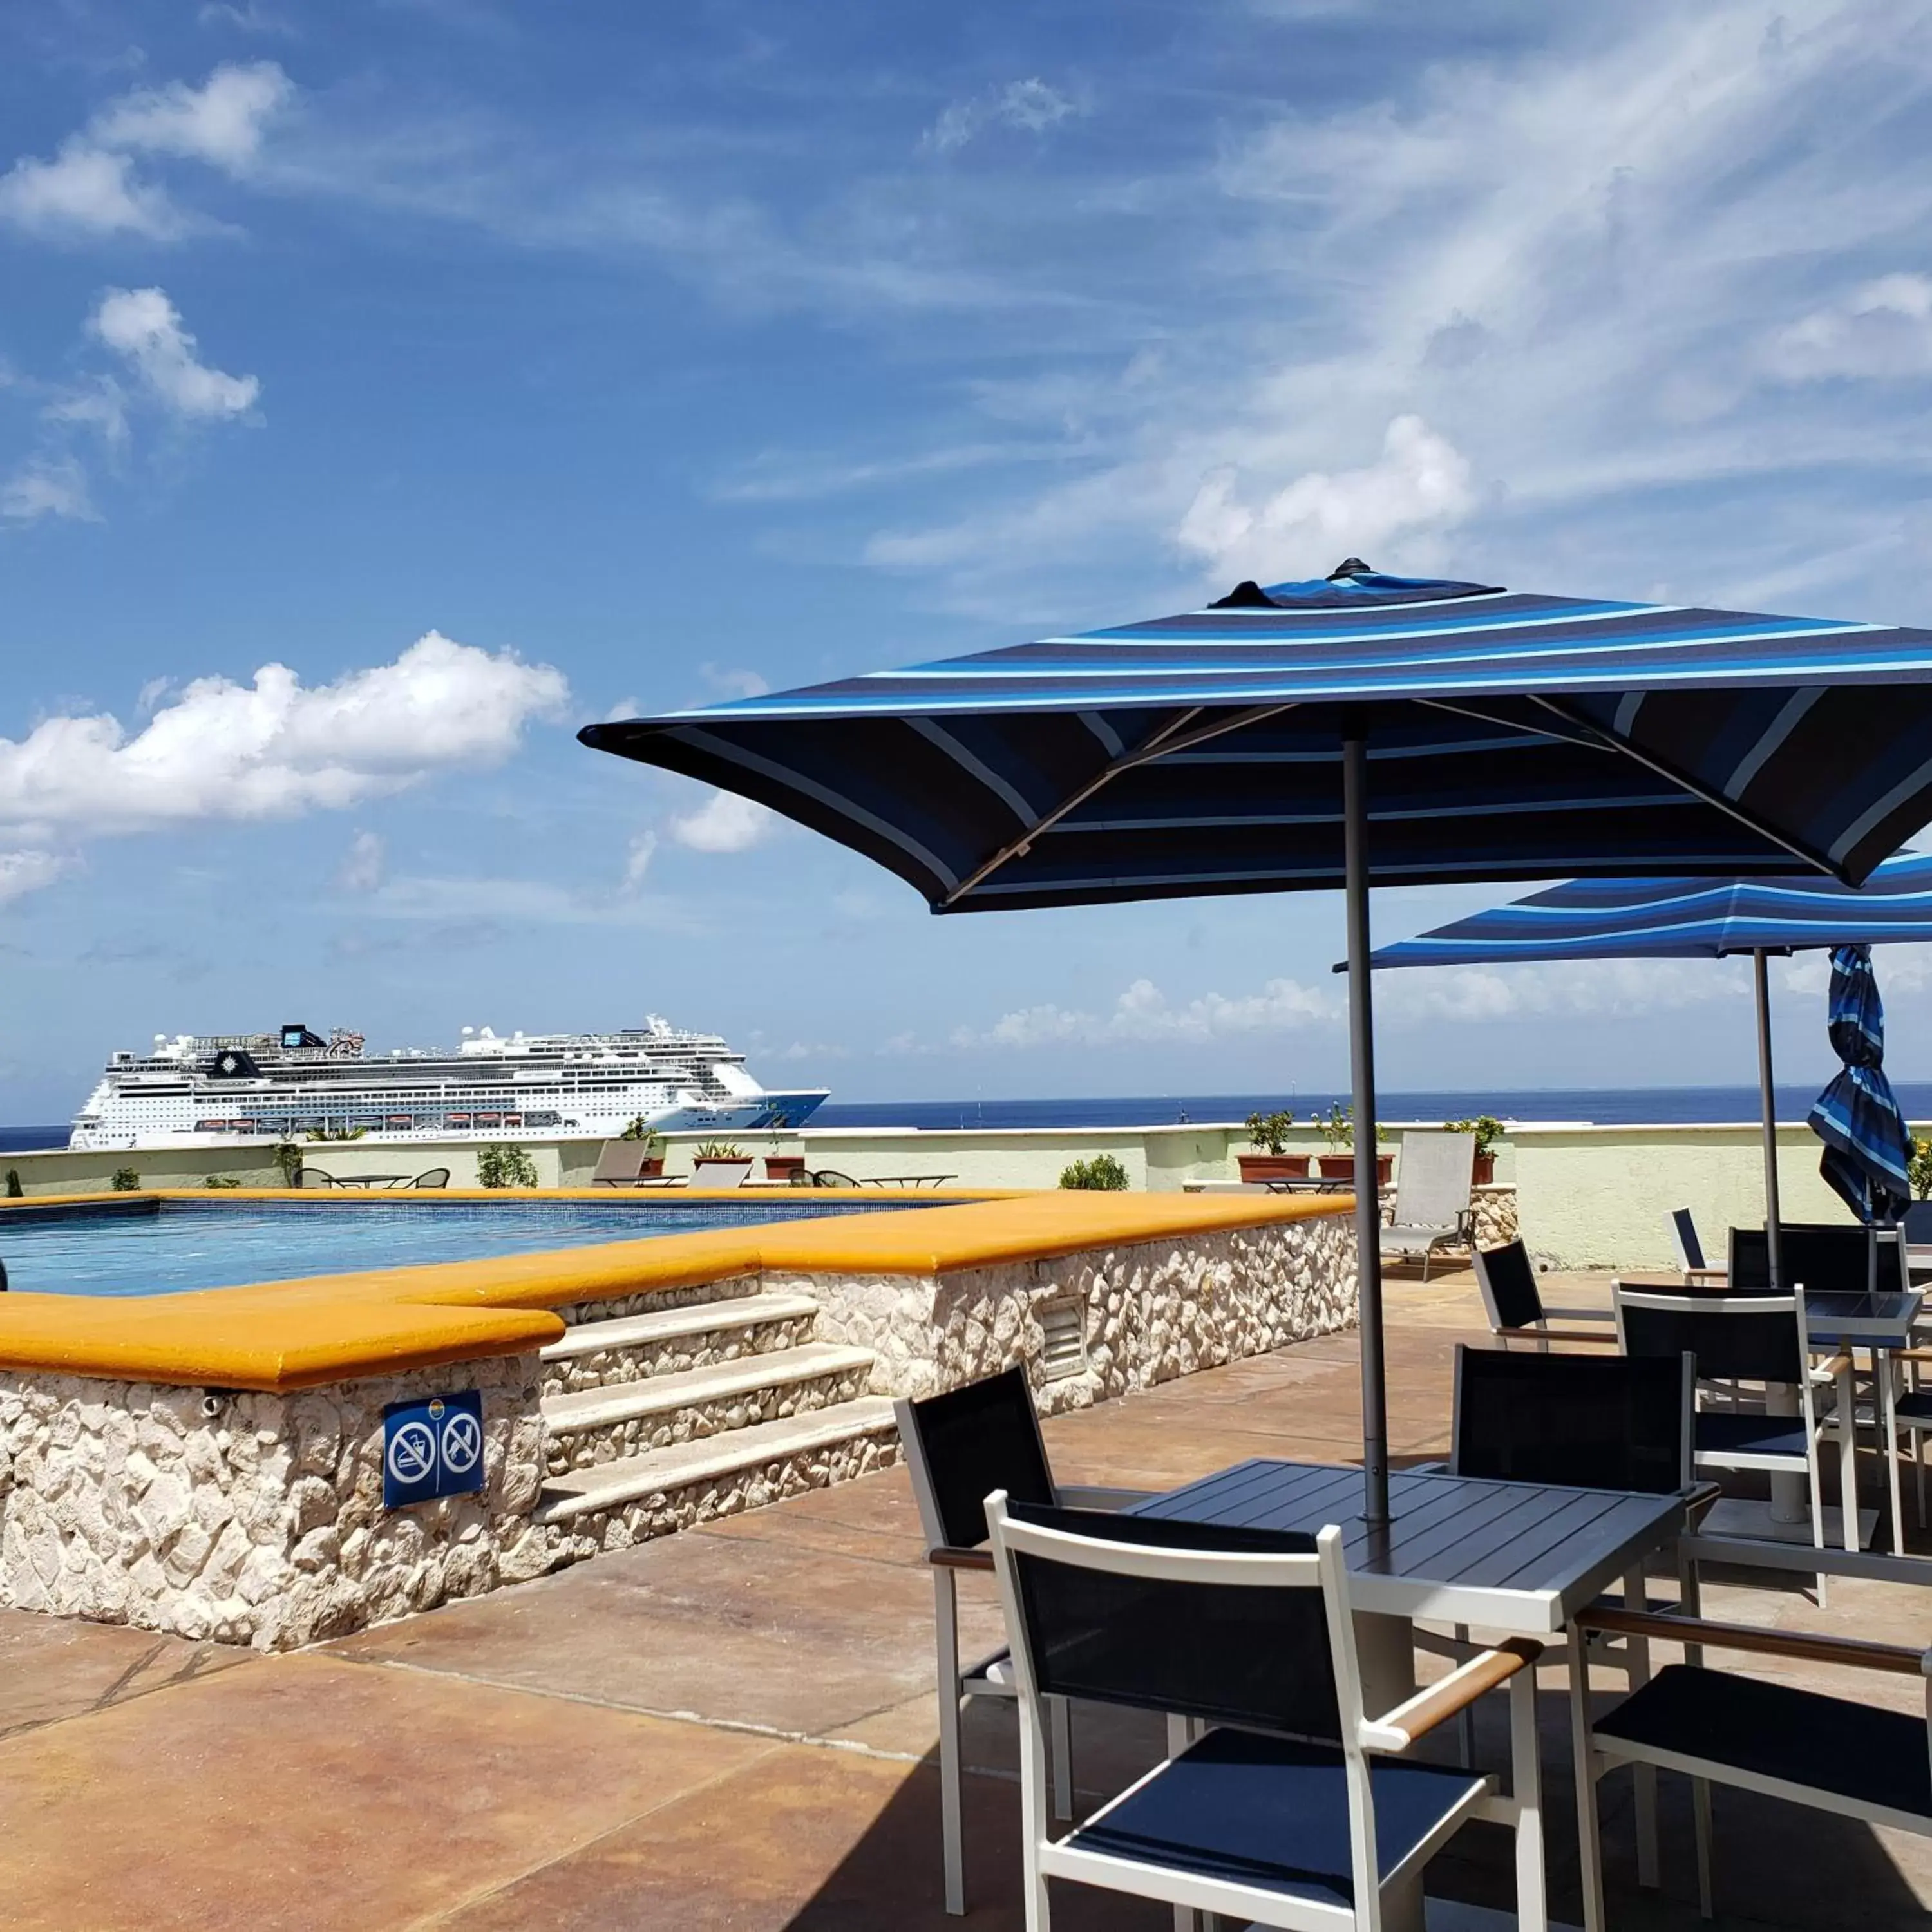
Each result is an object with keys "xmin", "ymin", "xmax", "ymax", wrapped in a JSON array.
[
  {"xmin": 774, "ymin": 1213, "xmax": 1358, "ymax": 1413},
  {"xmin": 0, "ymin": 1354, "xmax": 550, "ymax": 1651},
  {"xmin": 1472, "ymin": 1183, "xmax": 1519, "ymax": 1251}
]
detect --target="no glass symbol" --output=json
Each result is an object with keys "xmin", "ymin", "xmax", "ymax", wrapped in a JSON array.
[
  {"xmin": 386, "ymin": 1419, "xmax": 437, "ymax": 1487},
  {"xmin": 440, "ymin": 1411, "xmax": 482, "ymax": 1476}
]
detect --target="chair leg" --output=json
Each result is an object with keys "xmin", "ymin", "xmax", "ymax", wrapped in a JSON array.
[
  {"xmin": 1622, "ymin": 1564, "xmax": 1658, "ymax": 1889},
  {"xmin": 1508, "ymin": 1663, "xmax": 1548, "ymax": 1932},
  {"xmin": 1165, "ymin": 1714, "xmax": 1202, "ymax": 1932},
  {"xmin": 1918, "ymin": 1420, "xmax": 1927, "ymax": 1531},
  {"xmin": 1047, "ymin": 1694, "xmax": 1074, "ymax": 1822},
  {"xmin": 1569, "ymin": 1627, "xmax": 1607, "ymax": 1932},
  {"xmin": 933, "ymin": 1568, "xmax": 967, "ymax": 1918},
  {"xmin": 1692, "ymin": 1775, "xmax": 1715, "ymax": 1920},
  {"xmin": 1453, "ymin": 1622, "xmax": 1475, "ymax": 1768},
  {"xmin": 1882, "ymin": 1354, "xmax": 1907, "ymax": 1557},
  {"xmin": 1837, "ymin": 1359, "xmax": 1861, "ymax": 1553}
]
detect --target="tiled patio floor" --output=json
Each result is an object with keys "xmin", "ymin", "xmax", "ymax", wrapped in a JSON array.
[{"xmin": 0, "ymin": 1269, "xmax": 1927, "ymax": 1928}]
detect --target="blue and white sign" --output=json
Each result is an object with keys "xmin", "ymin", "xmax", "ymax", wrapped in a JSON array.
[{"xmin": 383, "ymin": 1390, "xmax": 486, "ymax": 1508}]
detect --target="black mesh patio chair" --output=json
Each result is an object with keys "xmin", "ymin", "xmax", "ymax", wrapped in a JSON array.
[
  {"xmin": 811, "ymin": 1169, "xmax": 859, "ymax": 1188},
  {"xmin": 1613, "ymin": 1283, "xmax": 1850, "ymax": 1553},
  {"xmin": 1472, "ymin": 1238, "xmax": 1618, "ymax": 1349},
  {"xmin": 1668, "ymin": 1208, "xmax": 1728, "ymax": 1285},
  {"xmin": 985, "ymin": 1493, "xmax": 1548, "ymax": 1931},
  {"xmin": 1573, "ymin": 1535, "xmax": 1932, "ymax": 1926},
  {"xmin": 408, "ymin": 1167, "xmax": 450, "ymax": 1189},
  {"xmin": 1727, "ymin": 1220, "xmax": 1889, "ymax": 1294},
  {"xmin": 1437, "ymin": 1346, "xmax": 1700, "ymax": 1880},
  {"xmin": 893, "ymin": 1366, "xmax": 1154, "ymax": 1916},
  {"xmin": 292, "ymin": 1165, "xmax": 337, "ymax": 1188}
]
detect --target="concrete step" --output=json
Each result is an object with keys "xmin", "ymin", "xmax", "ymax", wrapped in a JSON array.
[
  {"xmin": 538, "ymin": 1291, "xmax": 822, "ymax": 1396},
  {"xmin": 540, "ymin": 1342, "xmax": 877, "ymax": 1474},
  {"xmin": 537, "ymin": 1396, "xmax": 902, "ymax": 1528}
]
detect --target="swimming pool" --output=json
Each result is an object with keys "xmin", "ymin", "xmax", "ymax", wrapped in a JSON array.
[{"xmin": 0, "ymin": 1197, "xmax": 945, "ymax": 1298}]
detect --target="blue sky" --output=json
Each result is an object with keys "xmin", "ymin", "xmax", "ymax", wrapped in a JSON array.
[{"xmin": 5, "ymin": 0, "xmax": 1932, "ymax": 1121}]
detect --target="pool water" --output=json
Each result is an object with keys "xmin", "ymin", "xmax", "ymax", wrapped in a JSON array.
[{"xmin": 0, "ymin": 1198, "xmax": 941, "ymax": 1298}]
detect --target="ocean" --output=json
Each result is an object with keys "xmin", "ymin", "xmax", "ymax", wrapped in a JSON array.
[{"xmin": 9, "ymin": 1083, "xmax": 1925, "ymax": 1153}]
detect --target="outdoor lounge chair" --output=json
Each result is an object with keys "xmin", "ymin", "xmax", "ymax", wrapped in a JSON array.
[
  {"xmin": 407, "ymin": 1167, "xmax": 450, "ymax": 1189},
  {"xmin": 1473, "ymin": 1238, "xmax": 1618, "ymax": 1349},
  {"xmin": 984, "ymin": 1493, "xmax": 1549, "ymax": 1932},
  {"xmin": 893, "ymin": 1366, "xmax": 1153, "ymax": 1917},
  {"xmin": 1573, "ymin": 1535, "xmax": 1932, "ymax": 1926},
  {"xmin": 1613, "ymin": 1282, "xmax": 1850, "ymax": 1552},
  {"xmin": 689, "ymin": 1158, "xmax": 752, "ymax": 1188},
  {"xmin": 589, "ymin": 1141, "xmax": 652, "ymax": 1186},
  {"xmin": 293, "ymin": 1165, "xmax": 337, "ymax": 1188},
  {"xmin": 1378, "ymin": 1129, "xmax": 1475, "ymax": 1282}
]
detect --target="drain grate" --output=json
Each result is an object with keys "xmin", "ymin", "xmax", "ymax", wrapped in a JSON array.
[{"xmin": 1039, "ymin": 1296, "xmax": 1088, "ymax": 1380}]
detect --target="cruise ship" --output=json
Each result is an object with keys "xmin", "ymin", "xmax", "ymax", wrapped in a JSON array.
[{"xmin": 68, "ymin": 1019, "xmax": 829, "ymax": 1151}]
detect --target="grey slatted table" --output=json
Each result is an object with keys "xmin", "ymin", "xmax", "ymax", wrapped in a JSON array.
[{"xmin": 1134, "ymin": 1459, "xmax": 1690, "ymax": 1635}]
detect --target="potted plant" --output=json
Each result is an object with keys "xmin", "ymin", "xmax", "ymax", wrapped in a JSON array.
[
  {"xmin": 1237, "ymin": 1109, "xmax": 1308, "ymax": 1184},
  {"xmin": 691, "ymin": 1140, "xmax": 748, "ymax": 1184},
  {"xmin": 1444, "ymin": 1115, "xmax": 1504, "ymax": 1186},
  {"xmin": 1316, "ymin": 1103, "xmax": 1392, "ymax": 1183},
  {"xmin": 760, "ymin": 1108, "xmax": 806, "ymax": 1184},
  {"xmin": 619, "ymin": 1115, "xmax": 666, "ymax": 1178}
]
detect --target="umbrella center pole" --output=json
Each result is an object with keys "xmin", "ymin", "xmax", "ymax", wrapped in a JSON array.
[
  {"xmin": 1344, "ymin": 732, "xmax": 1390, "ymax": 1528},
  {"xmin": 1754, "ymin": 948, "xmax": 1785, "ymax": 1295}
]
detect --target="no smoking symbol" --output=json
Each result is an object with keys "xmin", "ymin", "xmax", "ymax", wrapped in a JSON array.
[{"xmin": 440, "ymin": 1411, "xmax": 482, "ymax": 1476}]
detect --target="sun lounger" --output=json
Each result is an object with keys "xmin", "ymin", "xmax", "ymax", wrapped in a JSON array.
[
  {"xmin": 1378, "ymin": 1129, "xmax": 1475, "ymax": 1281},
  {"xmin": 690, "ymin": 1159, "xmax": 752, "ymax": 1189},
  {"xmin": 589, "ymin": 1141, "xmax": 653, "ymax": 1186}
]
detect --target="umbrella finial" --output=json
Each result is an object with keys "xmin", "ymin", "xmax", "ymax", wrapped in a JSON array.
[
  {"xmin": 1207, "ymin": 580, "xmax": 1280, "ymax": 609},
  {"xmin": 1328, "ymin": 556, "xmax": 1372, "ymax": 580}
]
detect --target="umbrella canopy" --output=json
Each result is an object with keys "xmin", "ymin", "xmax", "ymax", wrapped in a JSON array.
[
  {"xmin": 1810, "ymin": 945, "xmax": 1912, "ymax": 1226},
  {"xmin": 1361, "ymin": 853, "xmax": 1932, "ymax": 1284},
  {"xmin": 582, "ymin": 562, "xmax": 1932, "ymax": 1523},
  {"xmin": 585, "ymin": 566, "xmax": 1932, "ymax": 911},
  {"xmin": 1360, "ymin": 853, "xmax": 1932, "ymax": 966}
]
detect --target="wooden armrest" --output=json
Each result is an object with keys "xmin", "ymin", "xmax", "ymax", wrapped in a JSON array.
[
  {"xmin": 1497, "ymin": 1325, "xmax": 1620, "ymax": 1347},
  {"xmin": 1055, "ymin": 1484, "xmax": 1159, "ymax": 1510},
  {"xmin": 1811, "ymin": 1352, "xmax": 1853, "ymax": 1379},
  {"xmin": 928, "ymin": 1545, "xmax": 995, "ymax": 1573},
  {"xmin": 1683, "ymin": 1267, "xmax": 1728, "ymax": 1283},
  {"xmin": 1361, "ymin": 1638, "xmax": 1542, "ymax": 1750},
  {"xmin": 1577, "ymin": 1605, "xmax": 1931, "ymax": 1677}
]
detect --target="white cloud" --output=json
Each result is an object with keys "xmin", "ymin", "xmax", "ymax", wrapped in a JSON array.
[
  {"xmin": 965, "ymin": 974, "xmax": 1335, "ymax": 1048},
  {"xmin": 621, "ymin": 830, "xmax": 658, "ymax": 890},
  {"xmin": 0, "ymin": 850, "xmax": 71, "ymax": 904},
  {"xmin": 1, "ymin": 455, "xmax": 96, "ymax": 523},
  {"xmin": 669, "ymin": 788, "xmax": 773, "ymax": 853},
  {"xmin": 1176, "ymin": 415, "xmax": 1474, "ymax": 580},
  {"xmin": 1375, "ymin": 958, "xmax": 1750, "ymax": 1025},
  {"xmin": 1763, "ymin": 273, "xmax": 1932, "ymax": 381},
  {"xmin": 0, "ymin": 62, "xmax": 290, "ymax": 242},
  {"xmin": 925, "ymin": 78, "xmax": 1081, "ymax": 155},
  {"xmin": 90, "ymin": 289, "xmax": 259, "ymax": 420},
  {"xmin": 0, "ymin": 142, "xmax": 185, "ymax": 240},
  {"xmin": 0, "ymin": 631, "xmax": 568, "ymax": 840},
  {"xmin": 697, "ymin": 663, "xmax": 770, "ymax": 701},
  {"xmin": 90, "ymin": 62, "xmax": 291, "ymax": 174},
  {"xmin": 336, "ymin": 829, "xmax": 386, "ymax": 893}
]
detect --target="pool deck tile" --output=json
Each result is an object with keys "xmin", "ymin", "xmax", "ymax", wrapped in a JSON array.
[{"xmin": 2, "ymin": 1267, "xmax": 1931, "ymax": 1927}]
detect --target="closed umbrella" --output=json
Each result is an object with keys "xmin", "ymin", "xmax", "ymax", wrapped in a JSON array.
[
  {"xmin": 1810, "ymin": 944, "xmax": 1912, "ymax": 1227},
  {"xmin": 1365, "ymin": 853, "xmax": 1932, "ymax": 1283},
  {"xmin": 582, "ymin": 561, "xmax": 1932, "ymax": 1523}
]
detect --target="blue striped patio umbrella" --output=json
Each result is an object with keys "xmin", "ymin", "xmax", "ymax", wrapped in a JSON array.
[
  {"xmin": 582, "ymin": 561, "xmax": 1932, "ymax": 1522},
  {"xmin": 1366, "ymin": 853, "xmax": 1932, "ymax": 1274},
  {"xmin": 1811, "ymin": 945, "xmax": 1912, "ymax": 1226}
]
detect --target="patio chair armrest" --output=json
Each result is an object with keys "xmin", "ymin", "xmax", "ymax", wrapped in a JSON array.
[
  {"xmin": 1576, "ymin": 1605, "xmax": 1932, "ymax": 1677},
  {"xmin": 1683, "ymin": 1480, "xmax": 1723, "ymax": 1530},
  {"xmin": 927, "ymin": 1545, "xmax": 995, "ymax": 1573},
  {"xmin": 1495, "ymin": 1324, "xmax": 1620, "ymax": 1347},
  {"xmin": 1054, "ymin": 1484, "xmax": 1160, "ymax": 1511},
  {"xmin": 1810, "ymin": 1352, "xmax": 1853, "ymax": 1380},
  {"xmin": 1359, "ymin": 1638, "xmax": 1542, "ymax": 1750}
]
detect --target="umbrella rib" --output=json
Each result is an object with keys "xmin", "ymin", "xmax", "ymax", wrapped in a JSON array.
[
  {"xmin": 1526, "ymin": 694, "xmax": 1852, "ymax": 884},
  {"xmin": 939, "ymin": 701, "xmax": 1299, "ymax": 907}
]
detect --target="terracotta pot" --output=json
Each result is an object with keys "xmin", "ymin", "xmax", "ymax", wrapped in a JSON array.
[
  {"xmin": 763, "ymin": 1154, "xmax": 807, "ymax": 1182},
  {"xmin": 1318, "ymin": 1152, "xmax": 1394, "ymax": 1184},
  {"xmin": 1472, "ymin": 1152, "xmax": 1495, "ymax": 1186},
  {"xmin": 1236, "ymin": 1153, "xmax": 1310, "ymax": 1183}
]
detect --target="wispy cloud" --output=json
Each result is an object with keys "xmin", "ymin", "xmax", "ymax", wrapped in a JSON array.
[
  {"xmin": 669, "ymin": 788, "xmax": 773, "ymax": 853},
  {"xmin": 923, "ymin": 79, "xmax": 1083, "ymax": 156}
]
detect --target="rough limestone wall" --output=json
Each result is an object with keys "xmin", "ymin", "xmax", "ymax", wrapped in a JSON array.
[
  {"xmin": 1472, "ymin": 1184, "xmax": 1519, "ymax": 1251},
  {"xmin": 0, "ymin": 1354, "xmax": 553, "ymax": 1652},
  {"xmin": 777, "ymin": 1215, "xmax": 1357, "ymax": 1410},
  {"xmin": 540, "ymin": 1312, "xmax": 817, "ymax": 1396}
]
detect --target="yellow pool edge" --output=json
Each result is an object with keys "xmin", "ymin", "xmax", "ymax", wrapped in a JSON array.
[{"xmin": 0, "ymin": 1188, "xmax": 1354, "ymax": 1392}]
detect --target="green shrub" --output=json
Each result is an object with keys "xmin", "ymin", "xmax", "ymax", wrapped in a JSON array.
[
  {"xmin": 1059, "ymin": 1153, "xmax": 1129, "ymax": 1191},
  {"xmin": 1444, "ymin": 1114, "xmax": 1504, "ymax": 1159},
  {"xmin": 692, "ymin": 1141, "xmax": 746, "ymax": 1161},
  {"xmin": 4, "ymin": 1169, "xmax": 20, "ymax": 1198},
  {"xmin": 110, "ymin": 1167, "xmax": 140, "ymax": 1191},
  {"xmin": 203, "ymin": 1175, "xmax": 243, "ymax": 1189},
  {"xmin": 1912, "ymin": 1136, "xmax": 1932, "ymax": 1201},
  {"xmin": 1244, "ymin": 1108, "xmax": 1296, "ymax": 1155},
  {"xmin": 272, "ymin": 1142, "xmax": 302, "ymax": 1187},
  {"xmin": 618, "ymin": 1115, "xmax": 665, "ymax": 1153},
  {"xmin": 477, "ymin": 1142, "xmax": 538, "ymax": 1189}
]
